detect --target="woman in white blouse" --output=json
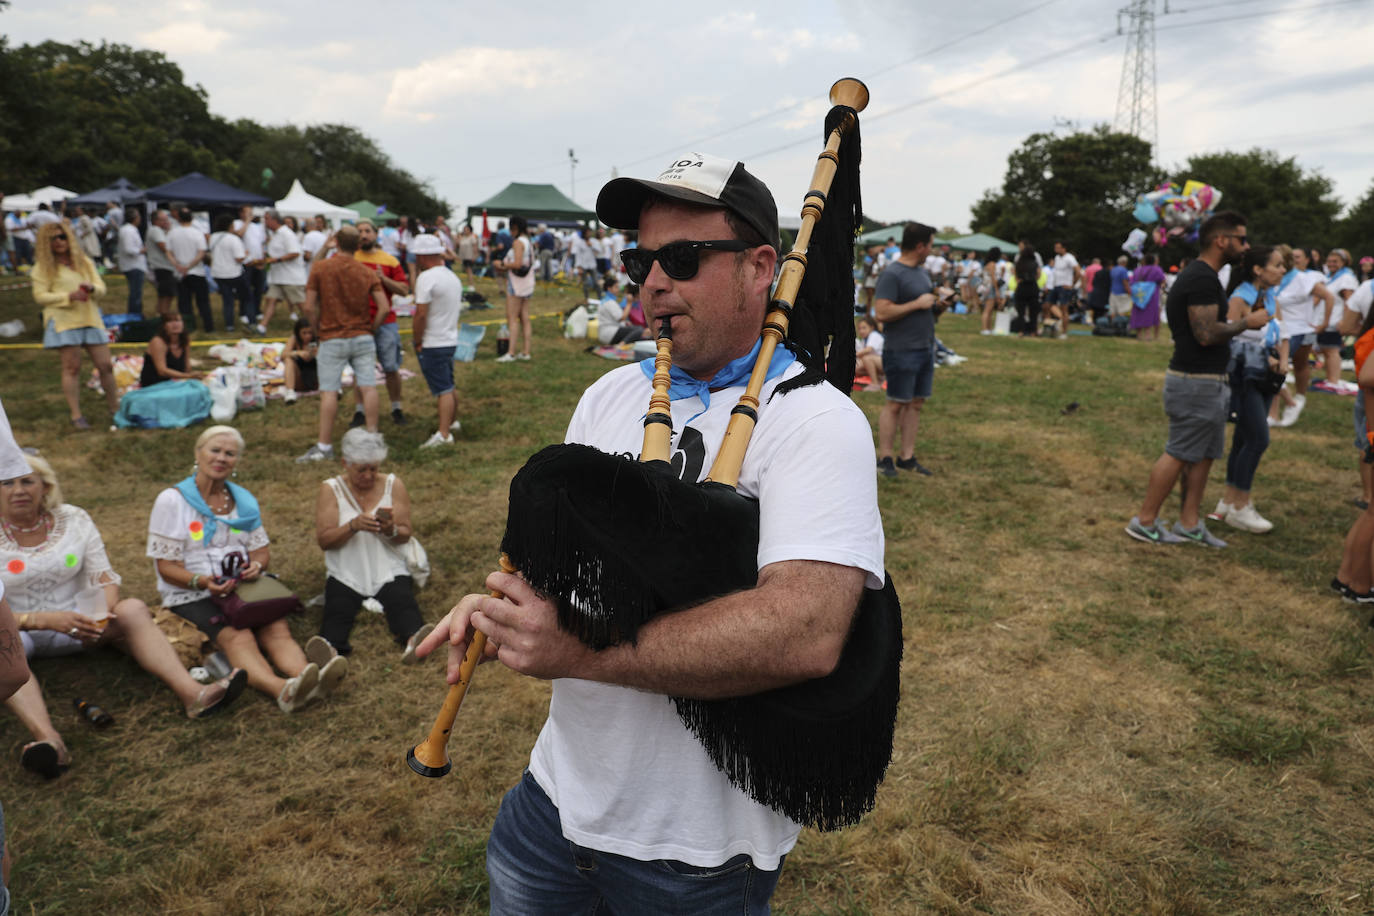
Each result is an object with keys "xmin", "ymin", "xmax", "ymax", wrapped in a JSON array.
[
  {"xmin": 2, "ymin": 455, "xmax": 246, "ymax": 779},
  {"xmin": 147, "ymin": 426, "xmax": 344, "ymax": 713}
]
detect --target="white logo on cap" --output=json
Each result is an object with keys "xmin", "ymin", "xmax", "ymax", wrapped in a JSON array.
[{"xmin": 654, "ymin": 151, "xmax": 735, "ymax": 200}]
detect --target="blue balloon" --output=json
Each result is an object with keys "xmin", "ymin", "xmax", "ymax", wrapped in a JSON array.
[{"xmin": 1134, "ymin": 199, "xmax": 1159, "ymax": 224}]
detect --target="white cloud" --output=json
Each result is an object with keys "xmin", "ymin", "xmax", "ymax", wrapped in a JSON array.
[
  {"xmin": 382, "ymin": 48, "xmax": 587, "ymax": 122},
  {"xmin": 137, "ymin": 21, "xmax": 230, "ymax": 53}
]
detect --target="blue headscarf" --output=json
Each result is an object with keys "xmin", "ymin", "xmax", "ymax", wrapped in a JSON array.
[
  {"xmin": 174, "ymin": 476, "xmax": 261, "ymax": 542},
  {"xmin": 639, "ymin": 336, "xmax": 795, "ymax": 427}
]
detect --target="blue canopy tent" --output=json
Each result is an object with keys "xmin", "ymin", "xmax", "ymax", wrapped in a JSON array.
[
  {"xmin": 141, "ymin": 173, "xmax": 272, "ymax": 209},
  {"xmin": 67, "ymin": 178, "xmax": 144, "ymax": 209}
]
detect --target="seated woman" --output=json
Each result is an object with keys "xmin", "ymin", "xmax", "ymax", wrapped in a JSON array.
[
  {"xmin": 140, "ymin": 313, "xmax": 199, "ymax": 387},
  {"xmin": 279, "ymin": 318, "xmax": 319, "ymax": 405},
  {"xmin": 596, "ymin": 278, "xmax": 646, "ymax": 346},
  {"xmin": 147, "ymin": 426, "xmax": 345, "ymax": 713},
  {"xmin": 315, "ymin": 429, "xmax": 431, "ymax": 660},
  {"xmin": 2, "ymin": 454, "xmax": 246, "ymax": 779},
  {"xmin": 855, "ymin": 316, "xmax": 885, "ymax": 392}
]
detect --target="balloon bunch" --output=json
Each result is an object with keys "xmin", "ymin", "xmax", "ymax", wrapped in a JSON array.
[{"xmin": 1128, "ymin": 180, "xmax": 1223, "ymax": 252}]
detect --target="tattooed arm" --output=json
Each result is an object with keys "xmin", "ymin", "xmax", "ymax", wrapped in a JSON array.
[
  {"xmin": 0, "ymin": 596, "xmax": 30, "ymax": 702},
  {"xmin": 1187, "ymin": 302, "xmax": 1269, "ymax": 345}
]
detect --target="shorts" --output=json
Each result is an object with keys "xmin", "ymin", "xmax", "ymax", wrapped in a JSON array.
[
  {"xmin": 596, "ymin": 257, "xmax": 611, "ymax": 273},
  {"xmin": 167, "ymin": 596, "xmax": 228, "ymax": 639},
  {"xmin": 1109, "ymin": 293, "xmax": 1133, "ymax": 317},
  {"xmin": 20, "ymin": 627, "xmax": 84, "ymax": 658},
  {"xmin": 43, "ymin": 319, "xmax": 106, "ymax": 349},
  {"xmin": 1316, "ymin": 330, "xmax": 1342, "ymax": 348},
  {"xmin": 292, "ymin": 356, "xmax": 319, "ymax": 392},
  {"xmin": 266, "ymin": 283, "xmax": 305, "ymax": 305},
  {"xmin": 882, "ymin": 347, "xmax": 935, "ymax": 403},
  {"xmin": 1287, "ymin": 332, "xmax": 1316, "ymax": 350},
  {"xmin": 1048, "ymin": 286, "xmax": 1076, "ymax": 305},
  {"xmin": 374, "ymin": 321, "xmax": 402, "ymax": 374},
  {"xmin": 1163, "ymin": 373, "xmax": 1228, "ymax": 463},
  {"xmin": 418, "ymin": 346, "xmax": 457, "ymax": 395},
  {"xmin": 318, "ymin": 334, "xmax": 377, "ymax": 391},
  {"xmin": 154, "ymin": 268, "xmax": 177, "ymax": 298},
  {"xmin": 461, "ymin": 259, "xmax": 476, "ymax": 271}
]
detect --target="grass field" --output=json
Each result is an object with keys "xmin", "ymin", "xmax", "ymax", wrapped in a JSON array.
[{"xmin": 2, "ymin": 272, "xmax": 1374, "ymax": 914}]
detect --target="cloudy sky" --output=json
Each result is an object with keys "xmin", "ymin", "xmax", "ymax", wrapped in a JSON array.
[{"xmin": 6, "ymin": 0, "xmax": 1373, "ymax": 230}]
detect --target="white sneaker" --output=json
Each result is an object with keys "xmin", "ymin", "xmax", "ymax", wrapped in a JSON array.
[
  {"xmin": 255, "ymin": 323, "xmax": 268, "ymax": 336},
  {"xmin": 1278, "ymin": 402, "xmax": 1302, "ymax": 427},
  {"xmin": 420, "ymin": 431, "xmax": 454, "ymax": 449},
  {"xmin": 980, "ymin": 329, "xmax": 992, "ymax": 335},
  {"xmin": 448, "ymin": 419, "xmax": 462, "ymax": 433},
  {"xmin": 282, "ymin": 389, "xmax": 298, "ymax": 404},
  {"xmin": 1209, "ymin": 499, "xmax": 1233, "ymax": 521},
  {"xmin": 239, "ymin": 315, "xmax": 250, "ymax": 326},
  {"xmin": 1224, "ymin": 502, "xmax": 1273, "ymax": 534},
  {"xmin": 495, "ymin": 353, "xmax": 517, "ymax": 363},
  {"xmin": 295, "ymin": 444, "xmax": 333, "ymax": 463},
  {"xmin": 516, "ymin": 353, "xmax": 531, "ymax": 361},
  {"xmin": 289, "ymin": 311, "xmax": 299, "ymax": 322}
]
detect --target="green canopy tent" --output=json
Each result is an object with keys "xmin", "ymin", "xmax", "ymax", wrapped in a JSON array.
[
  {"xmin": 468, "ymin": 183, "xmax": 595, "ymax": 223},
  {"xmin": 944, "ymin": 232, "xmax": 1017, "ymax": 254},
  {"xmin": 345, "ymin": 200, "xmax": 394, "ymax": 223},
  {"xmin": 854, "ymin": 224, "xmax": 964, "ymax": 248}
]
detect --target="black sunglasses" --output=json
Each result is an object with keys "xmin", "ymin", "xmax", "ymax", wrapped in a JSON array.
[{"xmin": 620, "ymin": 239, "xmax": 749, "ymax": 284}]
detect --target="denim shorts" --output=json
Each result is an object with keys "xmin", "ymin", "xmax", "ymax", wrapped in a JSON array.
[
  {"xmin": 43, "ymin": 319, "xmax": 106, "ymax": 349},
  {"xmin": 882, "ymin": 347, "xmax": 934, "ymax": 403},
  {"xmin": 417, "ymin": 346, "xmax": 456, "ymax": 395},
  {"xmin": 318, "ymin": 335, "xmax": 377, "ymax": 391},
  {"xmin": 1287, "ymin": 332, "xmax": 1316, "ymax": 350},
  {"xmin": 374, "ymin": 321, "xmax": 402, "ymax": 374},
  {"xmin": 1163, "ymin": 373, "xmax": 1228, "ymax": 463},
  {"xmin": 1316, "ymin": 330, "xmax": 1342, "ymax": 347}
]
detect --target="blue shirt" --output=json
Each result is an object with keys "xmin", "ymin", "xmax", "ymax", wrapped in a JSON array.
[{"xmin": 1110, "ymin": 265, "xmax": 1129, "ymax": 294}]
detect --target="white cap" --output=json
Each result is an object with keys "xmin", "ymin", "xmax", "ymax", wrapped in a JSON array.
[{"xmin": 410, "ymin": 234, "xmax": 444, "ymax": 256}]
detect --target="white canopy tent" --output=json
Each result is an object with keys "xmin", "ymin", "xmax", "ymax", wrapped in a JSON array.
[
  {"xmin": 274, "ymin": 180, "xmax": 359, "ymax": 228},
  {"xmin": 27, "ymin": 186, "xmax": 78, "ymax": 205},
  {"xmin": 1, "ymin": 194, "xmax": 40, "ymax": 212}
]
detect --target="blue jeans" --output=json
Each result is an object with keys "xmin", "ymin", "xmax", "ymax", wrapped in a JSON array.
[
  {"xmin": 1226, "ymin": 341, "xmax": 1275, "ymax": 492},
  {"xmin": 123, "ymin": 268, "xmax": 145, "ymax": 315},
  {"xmin": 217, "ymin": 273, "xmax": 246, "ymax": 328},
  {"xmin": 487, "ymin": 771, "xmax": 784, "ymax": 915}
]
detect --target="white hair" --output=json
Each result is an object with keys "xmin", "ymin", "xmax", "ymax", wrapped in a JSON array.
[
  {"xmin": 341, "ymin": 428, "xmax": 388, "ymax": 465},
  {"xmin": 196, "ymin": 425, "xmax": 245, "ymax": 452}
]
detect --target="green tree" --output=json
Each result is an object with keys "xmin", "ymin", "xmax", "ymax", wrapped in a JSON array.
[
  {"xmin": 1339, "ymin": 180, "xmax": 1374, "ymax": 260},
  {"xmin": 1181, "ymin": 149, "xmax": 1341, "ymax": 250},
  {"xmin": 970, "ymin": 125, "xmax": 1159, "ymax": 261}
]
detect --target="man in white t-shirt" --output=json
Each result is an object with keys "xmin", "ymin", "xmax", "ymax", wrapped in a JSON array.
[
  {"xmin": 301, "ymin": 216, "xmax": 327, "ymax": 270},
  {"xmin": 167, "ymin": 207, "xmax": 213, "ymax": 330},
  {"xmin": 116, "ymin": 208, "xmax": 148, "ymax": 316},
  {"xmin": 411, "ymin": 234, "xmax": 465, "ymax": 449},
  {"xmin": 258, "ymin": 208, "xmax": 306, "ymax": 335},
  {"xmin": 418, "ymin": 151, "xmax": 884, "ymax": 913},
  {"xmin": 1047, "ymin": 241, "xmax": 1081, "ymax": 336},
  {"xmin": 145, "ymin": 209, "xmax": 177, "ymax": 319},
  {"xmin": 28, "ymin": 205, "xmax": 60, "ymax": 230},
  {"xmin": 234, "ymin": 207, "xmax": 268, "ymax": 327}
]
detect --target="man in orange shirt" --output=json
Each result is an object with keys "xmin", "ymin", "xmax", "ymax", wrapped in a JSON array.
[
  {"xmin": 296, "ymin": 225, "xmax": 390, "ymax": 463},
  {"xmin": 351, "ymin": 219, "xmax": 411, "ymax": 427}
]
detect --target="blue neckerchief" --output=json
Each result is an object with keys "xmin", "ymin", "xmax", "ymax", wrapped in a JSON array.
[
  {"xmin": 1329, "ymin": 266, "xmax": 1352, "ymax": 285},
  {"xmin": 639, "ymin": 337, "xmax": 796, "ymax": 426},
  {"xmin": 174, "ymin": 476, "xmax": 261, "ymax": 541},
  {"xmin": 1278, "ymin": 268, "xmax": 1297, "ymax": 294},
  {"xmin": 1235, "ymin": 282, "xmax": 1277, "ymax": 316}
]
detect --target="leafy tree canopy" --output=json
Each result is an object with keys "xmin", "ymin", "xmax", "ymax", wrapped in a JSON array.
[
  {"xmin": 0, "ymin": 40, "xmax": 449, "ymax": 219},
  {"xmin": 1182, "ymin": 149, "xmax": 1341, "ymax": 250}
]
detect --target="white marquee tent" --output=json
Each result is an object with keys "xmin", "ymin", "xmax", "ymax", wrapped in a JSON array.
[
  {"xmin": 274, "ymin": 180, "xmax": 359, "ymax": 228},
  {"xmin": 3, "ymin": 185, "xmax": 78, "ymax": 211}
]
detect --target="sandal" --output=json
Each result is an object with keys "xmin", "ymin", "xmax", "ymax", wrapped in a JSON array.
[
  {"xmin": 186, "ymin": 668, "xmax": 248, "ymax": 719},
  {"xmin": 21, "ymin": 741, "xmax": 70, "ymax": 780},
  {"xmin": 276, "ymin": 663, "xmax": 319, "ymax": 713},
  {"xmin": 305, "ymin": 655, "xmax": 348, "ymax": 704},
  {"xmin": 402, "ymin": 624, "xmax": 434, "ymax": 664}
]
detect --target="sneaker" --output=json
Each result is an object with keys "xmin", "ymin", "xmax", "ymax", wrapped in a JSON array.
[
  {"xmin": 1280, "ymin": 396, "xmax": 1306, "ymax": 427},
  {"xmin": 1224, "ymin": 502, "xmax": 1272, "ymax": 534},
  {"xmin": 1125, "ymin": 516, "xmax": 1184, "ymax": 545},
  {"xmin": 348, "ymin": 411, "xmax": 366, "ymax": 429},
  {"xmin": 304, "ymin": 635, "xmax": 337, "ymax": 669},
  {"xmin": 239, "ymin": 315, "xmax": 251, "ymax": 327},
  {"xmin": 1356, "ymin": 590, "xmax": 1374, "ymax": 606},
  {"xmin": 495, "ymin": 353, "xmax": 517, "ymax": 363},
  {"xmin": 876, "ymin": 456, "xmax": 898, "ymax": 479},
  {"xmin": 516, "ymin": 353, "xmax": 531, "ymax": 361},
  {"xmin": 289, "ymin": 311, "xmax": 299, "ymax": 322},
  {"xmin": 449, "ymin": 419, "xmax": 462, "ymax": 434},
  {"xmin": 277, "ymin": 663, "xmax": 320, "ymax": 713},
  {"xmin": 420, "ymin": 431, "xmax": 455, "ymax": 449},
  {"xmin": 391, "ymin": 408, "xmax": 408, "ymax": 426},
  {"xmin": 980, "ymin": 329, "xmax": 992, "ymax": 336},
  {"xmin": 896, "ymin": 456, "xmax": 934, "ymax": 476},
  {"xmin": 1208, "ymin": 498, "xmax": 1234, "ymax": 522},
  {"xmin": 1172, "ymin": 520, "xmax": 1228, "ymax": 548},
  {"xmin": 282, "ymin": 389, "xmax": 298, "ymax": 405},
  {"xmin": 306, "ymin": 654, "xmax": 349, "ymax": 703},
  {"xmin": 1331, "ymin": 578, "xmax": 1357, "ymax": 603},
  {"xmin": 255, "ymin": 323, "xmax": 267, "ymax": 336},
  {"xmin": 403, "ymin": 624, "xmax": 435, "ymax": 664},
  {"xmin": 295, "ymin": 444, "xmax": 333, "ymax": 463}
]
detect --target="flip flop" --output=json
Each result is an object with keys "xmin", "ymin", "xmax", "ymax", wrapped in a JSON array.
[
  {"xmin": 187, "ymin": 668, "xmax": 248, "ymax": 719},
  {"xmin": 21, "ymin": 741, "xmax": 68, "ymax": 780}
]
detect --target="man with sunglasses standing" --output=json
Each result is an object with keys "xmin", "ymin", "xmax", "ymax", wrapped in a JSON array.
[
  {"xmin": 1126, "ymin": 211, "xmax": 1265, "ymax": 547},
  {"xmin": 419, "ymin": 151, "xmax": 884, "ymax": 915}
]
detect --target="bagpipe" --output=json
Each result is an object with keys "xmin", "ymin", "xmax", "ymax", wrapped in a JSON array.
[{"xmin": 408, "ymin": 78, "xmax": 902, "ymax": 832}]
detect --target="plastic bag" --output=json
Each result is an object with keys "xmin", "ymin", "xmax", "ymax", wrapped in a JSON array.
[
  {"xmin": 564, "ymin": 306, "xmax": 589, "ymax": 339},
  {"xmin": 207, "ymin": 368, "xmax": 239, "ymax": 422},
  {"xmin": 238, "ymin": 369, "xmax": 266, "ymax": 411}
]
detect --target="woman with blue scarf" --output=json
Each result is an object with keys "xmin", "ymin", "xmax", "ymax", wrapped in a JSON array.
[
  {"xmin": 1213, "ymin": 246, "xmax": 1287, "ymax": 534},
  {"xmin": 147, "ymin": 426, "xmax": 338, "ymax": 713},
  {"xmin": 1315, "ymin": 248, "xmax": 1358, "ymax": 392},
  {"xmin": 1268, "ymin": 245, "xmax": 1335, "ymax": 427}
]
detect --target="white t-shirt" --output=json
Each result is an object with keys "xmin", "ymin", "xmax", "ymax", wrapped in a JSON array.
[
  {"xmin": 923, "ymin": 255, "xmax": 947, "ymax": 280},
  {"xmin": 414, "ymin": 265, "xmax": 464, "ymax": 348},
  {"xmin": 5, "ymin": 213, "xmax": 32, "ymax": 243},
  {"xmin": 266, "ymin": 226, "xmax": 306, "ymax": 286},
  {"xmin": 378, "ymin": 227, "xmax": 400, "ymax": 257},
  {"xmin": 596, "ymin": 296, "xmax": 624, "ymax": 345},
  {"xmin": 857, "ymin": 329, "xmax": 884, "ymax": 356},
  {"xmin": 166, "ymin": 225, "xmax": 207, "ymax": 273},
  {"xmin": 234, "ymin": 219, "xmax": 266, "ymax": 261},
  {"xmin": 302, "ymin": 229, "xmax": 326, "ymax": 263},
  {"xmin": 959, "ymin": 258, "xmax": 981, "ymax": 280},
  {"xmin": 208, "ymin": 232, "xmax": 246, "ymax": 279},
  {"xmin": 117, "ymin": 223, "xmax": 147, "ymax": 273},
  {"xmin": 1347, "ymin": 279, "xmax": 1373, "ymax": 326},
  {"xmin": 145, "ymin": 224, "xmax": 174, "ymax": 272},
  {"xmin": 1052, "ymin": 253, "xmax": 1079, "ymax": 288},
  {"xmin": 527, "ymin": 360, "xmax": 885, "ymax": 871},
  {"xmin": 1278, "ymin": 269, "xmax": 1324, "ymax": 338},
  {"xmin": 146, "ymin": 488, "xmax": 270, "ymax": 607},
  {"xmin": 29, "ymin": 210, "xmax": 60, "ymax": 229},
  {"xmin": 1327, "ymin": 270, "xmax": 1358, "ymax": 330}
]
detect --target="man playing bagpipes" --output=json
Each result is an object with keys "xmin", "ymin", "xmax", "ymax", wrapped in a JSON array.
[{"xmin": 417, "ymin": 147, "xmax": 889, "ymax": 913}]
